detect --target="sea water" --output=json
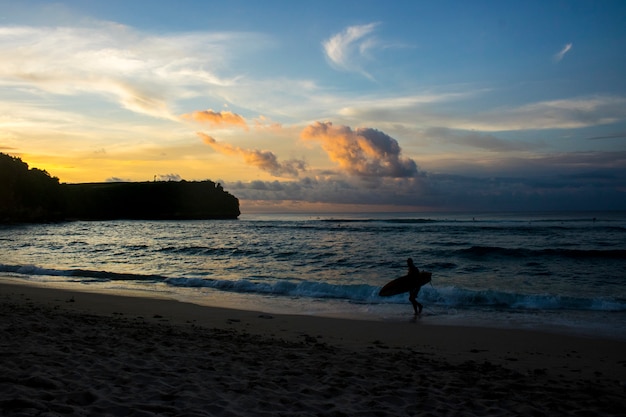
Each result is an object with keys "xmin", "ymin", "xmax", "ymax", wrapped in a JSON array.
[{"xmin": 1, "ymin": 212, "xmax": 625, "ymax": 339}]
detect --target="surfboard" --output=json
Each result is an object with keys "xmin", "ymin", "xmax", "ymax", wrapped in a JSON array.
[{"xmin": 378, "ymin": 271, "xmax": 432, "ymax": 297}]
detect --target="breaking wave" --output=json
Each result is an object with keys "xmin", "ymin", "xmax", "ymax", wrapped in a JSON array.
[{"xmin": 2, "ymin": 263, "xmax": 624, "ymax": 313}]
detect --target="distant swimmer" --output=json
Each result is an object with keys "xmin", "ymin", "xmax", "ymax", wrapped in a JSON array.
[{"xmin": 378, "ymin": 257, "xmax": 432, "ymax": 315}]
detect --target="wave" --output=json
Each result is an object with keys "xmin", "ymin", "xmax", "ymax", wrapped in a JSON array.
[
  {"xmin": 158, "ymin": 246, "xmax": 262, "ymax": 257},
  {"xmin": 456, "ymin": 246, "xmax": 626, "ymax": 260},
  {"xmin": 0, "ymin": 264, "xmax": 168, "ymax": 282},
  {"xmin": 422, "ymin": 286, "xmax": 626, "ymax": 312},
  {"xmin": 320, "ymin": 218, "xmax": 438, "ymax": 224},
  {"xmin": 2, "ymin": 263, "xmax": 624, "ymax": 312},
  {"xmin": 165, "ymin": 277, "xmax": 379, "ymax": 301},
  {"xmin": 166, "ymin": 278, "xmax": 626, "ymax": 312}
]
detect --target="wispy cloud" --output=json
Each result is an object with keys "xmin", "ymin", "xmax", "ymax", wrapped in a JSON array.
[
  {"xmin": 182, "ymin": 109, "xmax": 249, "ymax": 130},
  {"xmin": 335, "ymin": 90, "xmax": 483, "ymax": 128},
  {"xmin": 0, "ymin": 24, "xmax": 262, "ymax": 120},
  {"xmin": 425, "ymin": 127, "xmax": 543, "ymax": 152},
  {"xmin": 323, "ymin": 23, "xmax": 380, "ymax": 79},
  {"xmin": 447, "ymin": 96, "xmax": 626, "ymax": 131},
  {"xmin": 301, "ymin": 121, "xmax": 418, "ymax": 178},
  {"xmin": 197, "ymin": 132, "xmax": 306, "ymax": 178},
  {"xmin": 554, "ymin": 42, "xmax": 573, "ymax": 62},
  {"xmin": 585, "ymin": 132, "xmax": 626, "ymax": 140}
]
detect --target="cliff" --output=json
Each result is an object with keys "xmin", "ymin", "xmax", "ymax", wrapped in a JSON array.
[
  {"xmin": 63, "ymin": 181, "xmax": 240, "ymax": 220},
  {"xmin": 0, "ymin": 153, "xmax": 240, "ymax": 222}
]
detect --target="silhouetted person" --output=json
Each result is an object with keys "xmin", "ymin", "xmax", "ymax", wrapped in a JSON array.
[{"xmin": 407, "ymin": 258, "xmax": 423, "ymax": 315}]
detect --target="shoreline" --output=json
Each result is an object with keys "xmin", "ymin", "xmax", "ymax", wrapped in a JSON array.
[
  {"xmin": 2, "ymin": 281, "xmax": 626, "ymax": 368},
  {"xmin": 3, "ymin": 274, "xmax": 625, "ymax": 341},
  {"xmin": 2, "ymin": 281, "xmax": 626, "ymax": 415}
]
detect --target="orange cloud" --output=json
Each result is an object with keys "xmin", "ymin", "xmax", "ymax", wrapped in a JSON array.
[
  {"xmin": 198, "ymin": 132, "xmax": 305, "ymax": 178},
  {"xmin": 301, "ymin": 121, "xmax": 417, "ymax": 178},
  {"xmin": 183, "ymin": 109, "xmax": 248, "ymax": 130},
  {"xmin": 253, "ymin": 115, "xmax": 283, "ymax": 132}
]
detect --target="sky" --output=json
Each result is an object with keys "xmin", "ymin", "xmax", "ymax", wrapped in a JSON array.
[{"xmin": 1, "ymin": 0, "xmax": 626, "ymax": 213}]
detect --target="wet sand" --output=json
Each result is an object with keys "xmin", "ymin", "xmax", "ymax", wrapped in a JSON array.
[{"xmin": 1, "ymin": 282, "xmax": 625, "ymax": 416}]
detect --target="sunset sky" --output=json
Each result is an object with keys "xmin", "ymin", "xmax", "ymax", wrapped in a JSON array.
[{"xmin": 1, "ymin": 0, "xmax": 625, "ymax": 212}]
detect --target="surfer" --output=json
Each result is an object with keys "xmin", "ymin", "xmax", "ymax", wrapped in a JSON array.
[
  {"xmin": 407, "ymin": 258, "xmax": 423, "ymax": 315},
  {"xmin": 378, "ymin": 258, "xmax": 431, "ymax": 315}
]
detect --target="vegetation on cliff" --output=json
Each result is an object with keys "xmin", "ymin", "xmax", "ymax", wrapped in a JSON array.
[
  {"xmin": 0, "ymin": 153, "xmax": 64, "ymax": 222},
  {"xmin": 0, "ymin": 153, "xmax": 240, "ymax": 222}
]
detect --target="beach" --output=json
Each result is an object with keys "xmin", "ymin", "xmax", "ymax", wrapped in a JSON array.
[{"xmin": 1, "ymin": 282, "xmax": 625, "ymax": 416}]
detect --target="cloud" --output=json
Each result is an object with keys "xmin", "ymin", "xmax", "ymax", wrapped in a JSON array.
[
  {"xmin": 252, "ymin": 115, "xmax": 283, "ymax": 132},
  {"xmin": 554, "ymin": 42, "xmax": 573, "ymax": 62},
  {"xmin": 105, "ymin": 177, "xmax": 129, "ymax": 183},
  {"xmin": 339, "ymin": 91, "xmax": 479, "ymax": 115},
  {"xmin": 323, "ymin": 23, "xmax": 379, "ymax": 79},
  {"xmin": 425, "ymin": 127, "xmax": 543, "ymax": 152},
  {"xmin": 225, "ymin": 150, "xmax": 626, "ymax": 211},
  {"xmin": 155, "ymin": 173, "xmax": 182, "ymax": 181},
  {"xmin": 0, "ymin": 24, "xmax": 261, "ymax": 120},
  {"xmin": 451, "ymin": 96, "xmax": 626, "ymax": 131},
  {"xmin": 326, "ymin": 90, "xmax": 626, "ymax": 133},
  {"xmin": 197, "ymin": 132, "xmax": 306, "ymax": 178},
  {"xmin": 585, "ymin": 132, "xmax": 626, "ymax": 140},
  {"xmin": 301, "ymin": 122, "xmax": 418, "ymax": 178},
  {"xmin": 228, "ymin": 176, "xmax": 431, "ymax": 208},
  {"xmin": 182, "ymin": 109, "xmax": 248, "ymax": 130},
  {"xmin": 427, "ymin": 150, "xmax": 626, "ymax": 181}
]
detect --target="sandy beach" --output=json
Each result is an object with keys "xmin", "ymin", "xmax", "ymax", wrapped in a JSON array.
[{"xmin": 1, "ymin": 282, "xmax": 625, "ymax": 416}]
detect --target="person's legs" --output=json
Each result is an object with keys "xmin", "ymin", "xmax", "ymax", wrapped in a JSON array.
[
  {"xmin": 409, "ymin": 288, "xmax": 423, "ymax": 315},
  {"xmin": 409, "ymin": 289, "xmax": 418, "ymax": 315}
]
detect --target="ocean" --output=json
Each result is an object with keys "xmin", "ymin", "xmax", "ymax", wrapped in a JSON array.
[{"xmin": 1, "ymin": 211, "xmax": 625, "ymax": 340}]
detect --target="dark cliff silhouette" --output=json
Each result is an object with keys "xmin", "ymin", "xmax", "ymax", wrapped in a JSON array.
[
  {"xmin": 0, "ymin": 153, "xmax": 64, "ymax": 222},
  {"xmin": 0, "ymin": 153, "xmax": 240, "ymax": 223},
  {"xmin": 63, "ymin": 181, "xmax": 240, "ymax": 220}
]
